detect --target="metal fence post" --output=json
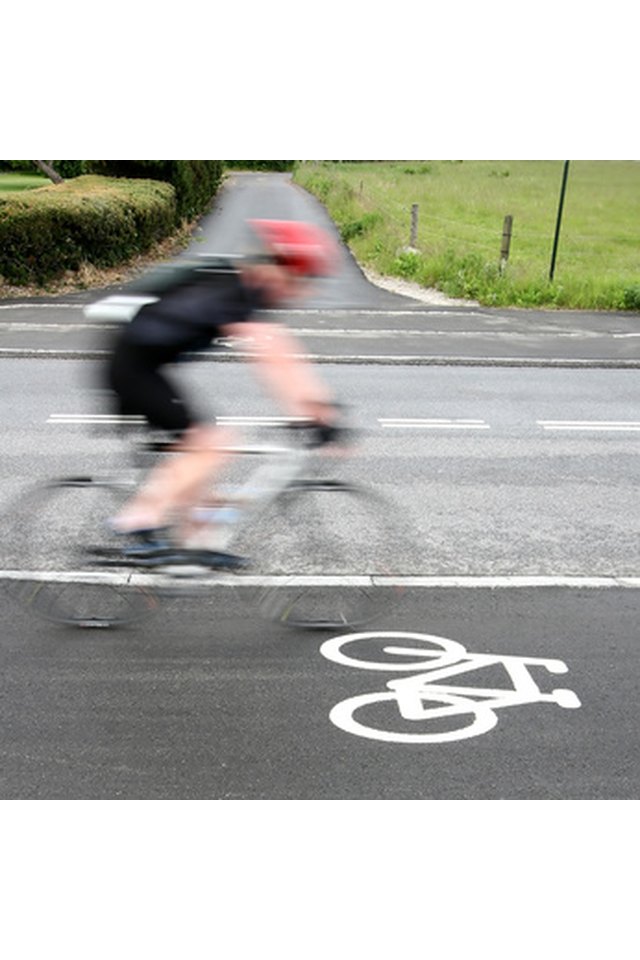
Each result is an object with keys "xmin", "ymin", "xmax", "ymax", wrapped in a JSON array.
[{"xmin": 549, "ymin": 161, "xmax": 570, "ymax": 282}]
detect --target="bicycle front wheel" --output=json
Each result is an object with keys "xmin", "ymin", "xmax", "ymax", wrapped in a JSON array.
[
  {"xmin": 2, "ymin": 478, "xmax": 159, "ymax": 628},
  {"xmin": 240, "ymin": 480, "xmax": 408, "ymax": 630}
]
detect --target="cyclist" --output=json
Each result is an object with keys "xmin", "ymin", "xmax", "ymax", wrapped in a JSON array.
[{"xmin": 100, "ymin": 218, "xmax": 344, "ymax": 567}]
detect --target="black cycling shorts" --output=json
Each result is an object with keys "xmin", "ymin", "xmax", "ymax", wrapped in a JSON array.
[{"xmin": 106, "ymin": 339, "xmax": 203, "ymax": 434}]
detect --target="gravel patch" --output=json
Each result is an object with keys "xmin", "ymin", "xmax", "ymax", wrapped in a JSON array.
[{"xmin": 362, "ymin": 267, "xmax": 478, "ymax": 307}]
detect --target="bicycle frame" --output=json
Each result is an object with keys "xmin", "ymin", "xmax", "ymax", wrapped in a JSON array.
[
  {"xmin": 68, "ymin": 423, "xmax": 318, "ymax": 558},
  {"xmin": 183, "ymin": 437, "xmax": 312, "ymax": 553},
  {"xmin": 386, "ymin": 652, "xmax": 580, "ymax": 720}
]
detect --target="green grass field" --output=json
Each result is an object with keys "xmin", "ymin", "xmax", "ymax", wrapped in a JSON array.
[
  {"xmin": 293, "ymin": 161, "xmax": 640, "ymax": 310},
  {"xmin": 0, "ymin": 172, "xmax": 48, "ymax": 194}
]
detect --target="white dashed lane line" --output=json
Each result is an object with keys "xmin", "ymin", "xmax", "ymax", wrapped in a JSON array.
[
  {"xmin": 46, "ymin": 414, "xmax": 640, "ymax": 435},
  {"xmin": 379, "ymin": 419, "xmax": 640, "ymax": 434},
  {"xmin": 537, "ymin": 421, "xmax": 640, "ymax": 432},
  {"xmin": 379, "ymin": 418, "xmax": 490, "ymax": 430}
]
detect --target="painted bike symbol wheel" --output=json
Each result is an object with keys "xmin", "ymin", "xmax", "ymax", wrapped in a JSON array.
[
  {"xmin": 329, "ymin": 690, "xmax": 498, "ymax": 743},
  {"xmin": 320, "ymin": 631, "xmax": 468, "ymax": 672}
]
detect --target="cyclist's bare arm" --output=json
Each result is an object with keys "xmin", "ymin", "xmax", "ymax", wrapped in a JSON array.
[{"xmin": 224, "ymin": 322, "xmax": 336, "ymax": 423}]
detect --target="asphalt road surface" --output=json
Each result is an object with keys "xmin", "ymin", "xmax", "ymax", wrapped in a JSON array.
[
  {"xmin": 1, "ymin": 171, "xmax": 639, "ymax": 799},
  {"xmin": 0, "ymin": 583, "xmax": 637, "ymax": 800},
  {"xmin": 1, "ymin": 360, "xmax": 639, "ymax": 576}
]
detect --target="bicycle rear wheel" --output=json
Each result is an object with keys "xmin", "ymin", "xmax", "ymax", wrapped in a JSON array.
[
  {"xmin": 2, "ymin": 478, "xmax": 159, "ymax": 628},
  {"xmin": 239, "ymin": 480, "xmax": 408, "ymax": 630}
]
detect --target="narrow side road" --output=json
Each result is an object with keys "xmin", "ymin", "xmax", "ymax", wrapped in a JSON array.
[{"xmin": 1, "ymin": 171, "xmax": 638, "ymax": 365}]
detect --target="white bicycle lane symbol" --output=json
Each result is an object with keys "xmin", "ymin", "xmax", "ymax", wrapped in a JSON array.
[{"xmin": 319, "ymin": 631, "xmax": 581, "ymax": 744}]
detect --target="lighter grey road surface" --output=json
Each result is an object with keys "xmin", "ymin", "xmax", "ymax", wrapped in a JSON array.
[{"xmin": 1, "ymin": 360, "xmax": 639, "ymax": 577}]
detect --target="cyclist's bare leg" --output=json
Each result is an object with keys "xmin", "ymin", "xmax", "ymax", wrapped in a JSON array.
[{"xmin": 111, "ymin": 423, "xmax": 236, "ymax": 536}]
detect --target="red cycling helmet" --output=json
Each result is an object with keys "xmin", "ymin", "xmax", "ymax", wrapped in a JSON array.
[{"xmin": 248, "ymin": 219, "xmax": 339, "ymax": 278}]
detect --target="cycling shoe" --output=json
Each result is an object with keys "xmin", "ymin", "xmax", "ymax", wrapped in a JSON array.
[{"xmin": 119, "ymin": 528, "xmax": 174, "ymax": 559}]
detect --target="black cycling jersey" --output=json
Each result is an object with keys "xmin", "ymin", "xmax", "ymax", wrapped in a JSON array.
[
  {"xmin": 106, "ymin": 260, "xmax": 268, "ymax": 433},
  {"xmin": 122, "ymin": 261, "xmax": 267, "ymax": 359}
]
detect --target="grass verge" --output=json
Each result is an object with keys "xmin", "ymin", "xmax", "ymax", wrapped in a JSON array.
[
  {"xmin": 0, "ymin": 172, "xmax": 48, "ymax": 194},
  {"xmin": 293, "ymin": 161, "xmax": 640, "ymax": 311}
]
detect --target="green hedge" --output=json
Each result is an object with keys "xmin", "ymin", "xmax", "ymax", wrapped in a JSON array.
[
  {"xmin": 0, "ymin": 175, "xmax": 177, "ymax": 286},
  {"xmin": 224, "ymin": 161, "xmax": 295, "ymax": 171},
  {"xmin": 87, "ymin": 161, "xmax": 223, "ymax": 219},
  {"xmin": 53, "ymin": 161, "xmax": 88, "ymax": 178}
]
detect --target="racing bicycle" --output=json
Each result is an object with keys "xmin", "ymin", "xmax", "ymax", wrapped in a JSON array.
[{"xmin": 3, "ymin": 419, "xmax": 409, "ymax": 631}]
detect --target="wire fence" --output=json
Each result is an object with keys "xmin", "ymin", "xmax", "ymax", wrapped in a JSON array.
[
  {"xmin": 394, "ymin": 205, "xmax": 639, "ymax": 272},
  {"xmin": 404, "ymin": 209, "xmax": 636, "ymax": 244}
]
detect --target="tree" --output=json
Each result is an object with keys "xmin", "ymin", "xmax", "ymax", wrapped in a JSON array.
[{"xmin": 32, "ymin": 161, "xmax": 63, "ymax": 184}]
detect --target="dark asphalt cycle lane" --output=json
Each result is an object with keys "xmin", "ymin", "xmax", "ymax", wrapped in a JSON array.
[{"xmin": 1, "ymin": 584, "xmax": 637, "ymax": 799}]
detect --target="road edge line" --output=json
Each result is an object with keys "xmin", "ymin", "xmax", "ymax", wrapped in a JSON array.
[{"xmin": 2, "ymin": 571, "xmax": 640, "ymax": 589}]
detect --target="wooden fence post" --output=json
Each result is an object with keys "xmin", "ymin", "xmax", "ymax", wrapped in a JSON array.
[
  {"xmin": 410, "ymin": 203, "xmax": 419, "ymax": 248},
  {"xmin": 500, "ymin": 215, "xmax": 513, "ymax": 274}
]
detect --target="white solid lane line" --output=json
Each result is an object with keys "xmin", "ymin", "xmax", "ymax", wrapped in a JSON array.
[
  {"xmin": 0, "ymin": 304, "xmax": 85, "ymax": 310},
  {"xmin": 5, "ymin": 319, "xmax": 638, "ymax": 341},
  {"xmin": 2, "ymin": 570, "xmax": 640, "ymax": 588}
]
